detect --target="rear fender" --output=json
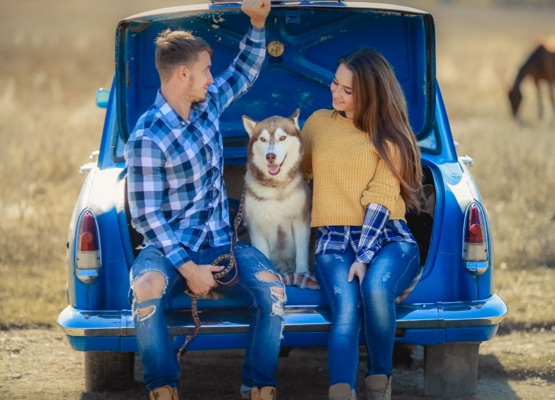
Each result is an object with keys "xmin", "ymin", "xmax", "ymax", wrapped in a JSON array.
[{"xmin": 67, "ymin": 167, "xmax": 131, "ymax": 310}]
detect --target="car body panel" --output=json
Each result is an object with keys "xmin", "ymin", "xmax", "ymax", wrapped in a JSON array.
[{"xmin": 58, "ymin": 1, "xmax": 507, "ymax": 356}]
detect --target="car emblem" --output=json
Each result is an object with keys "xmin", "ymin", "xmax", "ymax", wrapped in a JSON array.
[{"xmin": 267, "ymin": 40, "xmax": 285, "ymax": 58}]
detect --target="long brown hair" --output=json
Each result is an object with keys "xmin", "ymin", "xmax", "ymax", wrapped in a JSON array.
[{"xmin": 339, "ymin": 49, "xmax": 423, "ymax": 212}]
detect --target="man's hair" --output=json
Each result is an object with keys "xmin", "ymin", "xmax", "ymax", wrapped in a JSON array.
[{"xmin": 154, "ymin": 29, "xmax": 214, "ymax": 83}]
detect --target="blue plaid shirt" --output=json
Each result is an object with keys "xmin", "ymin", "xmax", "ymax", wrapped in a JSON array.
[
  {"xmin": 315, "ymin": 203, "xmax": 417, "ymax": 264},
  {"xmin": 125, "ymin": 27, "xmax": 266, "ymax": 269}
]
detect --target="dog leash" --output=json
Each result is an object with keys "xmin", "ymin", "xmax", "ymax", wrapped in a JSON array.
[{"xmin": 177, "ymin": 187, "xmax": 246, "ymax": 361}]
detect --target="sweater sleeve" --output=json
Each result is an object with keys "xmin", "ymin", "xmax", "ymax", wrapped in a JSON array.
[{"xmin": 360, "ymin": 142, "xmax": 402, "ymax": 213}]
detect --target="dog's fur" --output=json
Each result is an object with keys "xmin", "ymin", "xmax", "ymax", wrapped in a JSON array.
[{"xmin": 241, "ymin": 109, "xmax": 311, "ymax": 277}]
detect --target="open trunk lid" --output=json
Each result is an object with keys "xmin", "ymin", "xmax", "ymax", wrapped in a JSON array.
[{"xmin": 115, "ymin": 1, "xmax": 435, "ymax": 160}]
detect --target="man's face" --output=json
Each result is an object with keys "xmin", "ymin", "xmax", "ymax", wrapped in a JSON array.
[{"xmin": 186, "ymin": 50, "xmax": 214, "ymax": 103}]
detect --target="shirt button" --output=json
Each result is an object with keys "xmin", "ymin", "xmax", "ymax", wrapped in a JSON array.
[{"xmin": 181, "ymin": 121, "xmax": 185, "ymax": 126}]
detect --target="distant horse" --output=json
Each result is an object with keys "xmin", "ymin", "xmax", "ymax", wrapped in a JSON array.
[{"xmin": 507, "ymin": 36, "xmax": 555, "ymax": 119}]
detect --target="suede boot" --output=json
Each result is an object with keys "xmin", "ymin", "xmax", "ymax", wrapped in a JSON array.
[
  {"xmin": 365, "ymin": 375, "xmax": 391, "ymax": 400},
  {"xmin": 329, "ymin": 383, "xmax": 357, "ymax": 400},
  {"xmin": 149, "ymin": 385, "xmax": 179, "ymax": 400},
  {"xmin": 241, "ymin": 386, "xmax": 277, "ymax": 400}
]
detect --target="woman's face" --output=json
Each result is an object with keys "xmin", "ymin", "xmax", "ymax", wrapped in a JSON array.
[{"xmin": 330, "ymin": 63, "xmax": 355, "ymax": 119}]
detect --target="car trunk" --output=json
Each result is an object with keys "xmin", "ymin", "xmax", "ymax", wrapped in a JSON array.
[
  {"xmin": 118, "ymin": 1, "xmax": 437, "ymax": 307},
  {"xmin": 124, "ymin": 159, "xmax": 436, "ymax": 309},
  {"xmin": 116, "ymin": 1, "xmax": 435, "ymax": 150},
  {"xmin": 223, "ymin": 164, "xmax": 436, "ymax": 266}
]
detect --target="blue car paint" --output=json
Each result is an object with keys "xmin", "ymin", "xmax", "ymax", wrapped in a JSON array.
[{"xmin": 58, "ymin": 1, "xmax": 506, "ymax": 357}]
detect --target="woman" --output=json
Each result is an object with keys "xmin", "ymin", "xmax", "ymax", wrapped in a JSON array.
[{"xmin": 300, "ymin": 49, "xmax": 423, "ymax": 400}]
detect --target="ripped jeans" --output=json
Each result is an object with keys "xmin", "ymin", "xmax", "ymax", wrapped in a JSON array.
[
  {"xmin": 129, "ymin": 242, "xmax": 286, "ymax": 392},
  {"xmin": 315, "ymin": 241, "xmax": 420, "ymax": 389}
]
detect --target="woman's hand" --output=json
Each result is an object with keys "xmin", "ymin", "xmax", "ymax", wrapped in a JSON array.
[
  {"xmin": 241, "ymin": 0, "xmax": 272, "ymax": 29},
  {"xmin": 348, "ymin": 261, "xmax": 367, "ymax": 283}
]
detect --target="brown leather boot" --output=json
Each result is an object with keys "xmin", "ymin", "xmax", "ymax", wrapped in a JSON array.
[
  {"xmin": 242, "ymin": 386, "xmax": 277, "ymax": 400},
  {"xmin": 329, "ymin": 383, "xmax": 357, "ymax": 399},
  {"xmin": 149, "ymin": 385, "xmax": 179, "ymax": 400},
  {"xmin": 365, "ymin": 375, "xmax": 391, "ymax": 400}
]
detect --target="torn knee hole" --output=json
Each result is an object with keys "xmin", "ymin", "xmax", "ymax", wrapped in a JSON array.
[
  {"xmin": 256, "ymin": 270, "xmax": 279, "ymax": 282},
  {"xmin": 137, "ymin": 305, "xmax": 155, "ymax": 317},
  {"xmin": 135, "ymin": 305, "xmax": 157, "ymax": 321},
  {"xmin": 271, "ymin": 287, "xmax": 285, "ymax": 297},
  {"xmin": 270, "ymin": 287, "xmax": 286, "ymax": 318},
  {"xmin": 133, "ymin": 271, "xmax": 167, "ymax": 301}
]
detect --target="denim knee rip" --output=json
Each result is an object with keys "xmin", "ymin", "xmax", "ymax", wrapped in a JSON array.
[
  {"xmin": 255, "ymin": 269, "xmax": 286, "ymax": 314},
  {"xmin": 130, "ymin": 269, "xmax": 169, "ymax": 323},
  {"xmin": 254, "ymin": 267, "xmax": 287, "ymax": 339},
  {"xmin": 132, "ymin": 297, "xmax": 162, "ymax": 322}
]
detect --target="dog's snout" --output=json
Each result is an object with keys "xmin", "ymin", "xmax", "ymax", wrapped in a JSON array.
[{"xmin": 266, "ymin": 153, "xmax": 276, "ymax": 163}]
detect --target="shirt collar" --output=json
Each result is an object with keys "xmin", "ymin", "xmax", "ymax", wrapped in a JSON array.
[
  {"xmin": 154, "ymin": 90, "xmax": 209, "ymax": 129},
  {"xmin": 154, "ymin": 91, "xmax": 184, "ymax": 128}
]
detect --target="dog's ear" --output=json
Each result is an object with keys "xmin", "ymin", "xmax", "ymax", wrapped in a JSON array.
[
  {"xmin": 290, "ymin": 108, "xmax": 300, "ymax": 128},
  {"xmin": 242, "ymin": 115, "xmax": 257, "ymax": 138}
]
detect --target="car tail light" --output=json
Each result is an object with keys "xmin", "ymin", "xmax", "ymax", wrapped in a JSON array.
[
  {"xmin": 75, "ymin": 209, "xmax": 102, "ymax": 283},
  {"xmin": 463, "ymin": 202, "xmax": 488, "ymax": 275}
]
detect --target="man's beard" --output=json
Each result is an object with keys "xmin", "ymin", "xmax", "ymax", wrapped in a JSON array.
[
  {"xmin": 188, "ymin": 77, "xmax": 207, "ymax": 103},
  {"xmin": 193, "ymin": 94, "xmax": 207, "ymax": 103}
]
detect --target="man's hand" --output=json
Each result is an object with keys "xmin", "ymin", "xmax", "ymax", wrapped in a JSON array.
[
  {"xmin": 348, "ymin": 261, "xmax": 368, "ymax": 283},
  {"xmin": 178, "ymin": 261, "xmax": 224, "ymax": 295},
  {"xmin": 241, "ymin": 0, "xmax": 271, "ymax": 29}
]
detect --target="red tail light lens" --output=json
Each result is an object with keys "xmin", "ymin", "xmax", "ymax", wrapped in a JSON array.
[
  {"xmin": 78, "ymin": 210, "xmax": 99, "ymax": 251},
  {"xmin": 75, "ymin": 209, "xmax": 101, "ymax": 283},
  {"xmin": 463, "ymin": 202, "xmax": 488, "ymax": 266},
  {"xmin": 465, "ymin": 204, "xmax": 484, "ymax": 244}
]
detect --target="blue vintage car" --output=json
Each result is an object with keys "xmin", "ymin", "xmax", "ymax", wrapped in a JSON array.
[{"xmin": 57, "ymin": 0, "xmax": 507, "ymax": 397}]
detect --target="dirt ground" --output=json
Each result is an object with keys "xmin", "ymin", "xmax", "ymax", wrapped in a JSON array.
[{"xmin": 0, "ymin": 328, "xmax": 553, "ymax": 400}]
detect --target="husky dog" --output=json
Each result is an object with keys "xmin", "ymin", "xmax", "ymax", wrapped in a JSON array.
[{"xmin": 242, "ymin": 109, "xmax": 318, "ymax": 289}]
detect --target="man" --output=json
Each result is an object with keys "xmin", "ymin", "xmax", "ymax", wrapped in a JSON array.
[{"xmin": 124, "ymin": 1, "xmax": 285, "ymax": 399}]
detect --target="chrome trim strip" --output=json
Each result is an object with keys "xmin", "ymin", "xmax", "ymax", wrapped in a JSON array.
[{"xmin": 58, "ymin": 295, "xmax": 507, "ymax": 337}]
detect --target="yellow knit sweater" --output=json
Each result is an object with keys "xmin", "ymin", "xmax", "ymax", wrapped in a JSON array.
[{"xmin": 300, "ymin": 109, "xmax": 406, "ymax": 227}]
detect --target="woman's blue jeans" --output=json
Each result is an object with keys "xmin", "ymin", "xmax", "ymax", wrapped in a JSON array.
[
  {"xmin": 129, "ymin": 242, "xmax": 286, "ymax": 392},
  {"xmin": 315, "ymin": 241, "xmax": 420, "ymax": 389}
]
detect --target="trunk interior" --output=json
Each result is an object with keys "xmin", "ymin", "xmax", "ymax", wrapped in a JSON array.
[
  {"xmin": 224, "ymin": 164, "xmax": 436, "ymax": 269},
  {"xmin": 124, "ymin": 164, "xmax": 435, "ymax": 307}
]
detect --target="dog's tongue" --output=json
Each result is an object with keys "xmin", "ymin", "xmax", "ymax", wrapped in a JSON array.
[{"xmin": 268, "ymin": 164, "xmax": 281, "ymax": 175}]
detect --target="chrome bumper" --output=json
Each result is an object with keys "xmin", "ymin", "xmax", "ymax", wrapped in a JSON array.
[{"xmin": 58, "ymin": 294, "xmax": 507, "ymax": 338}]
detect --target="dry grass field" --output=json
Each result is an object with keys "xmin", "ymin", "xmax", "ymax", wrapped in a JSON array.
[
  {"xmin": 0, "ymin": 0, "xmax": 554, "ymax": 398},
  {"xmin": 0, "ymin": 0, "xmax": 553, "ymax": 332}
]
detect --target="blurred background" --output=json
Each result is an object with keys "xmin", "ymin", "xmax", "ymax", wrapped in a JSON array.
[{"xmin": 0, "ymin": 0, "xmax": 553, "ymax": 348}]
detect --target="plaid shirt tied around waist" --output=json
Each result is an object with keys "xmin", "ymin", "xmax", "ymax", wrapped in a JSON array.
[{"xmin": 315, "ymin": 203, "xmax": 417, "ymax": 264}]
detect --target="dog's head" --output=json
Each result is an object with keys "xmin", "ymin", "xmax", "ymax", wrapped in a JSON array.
[{"xmin": 242, "ymin": 109, "xmax": 302, "ymax": 179}]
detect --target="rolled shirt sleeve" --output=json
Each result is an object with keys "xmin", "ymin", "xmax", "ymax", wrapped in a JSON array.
[{"xmin": 356, "ymin": 203, "xmax": 390, "ymax": 264}]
